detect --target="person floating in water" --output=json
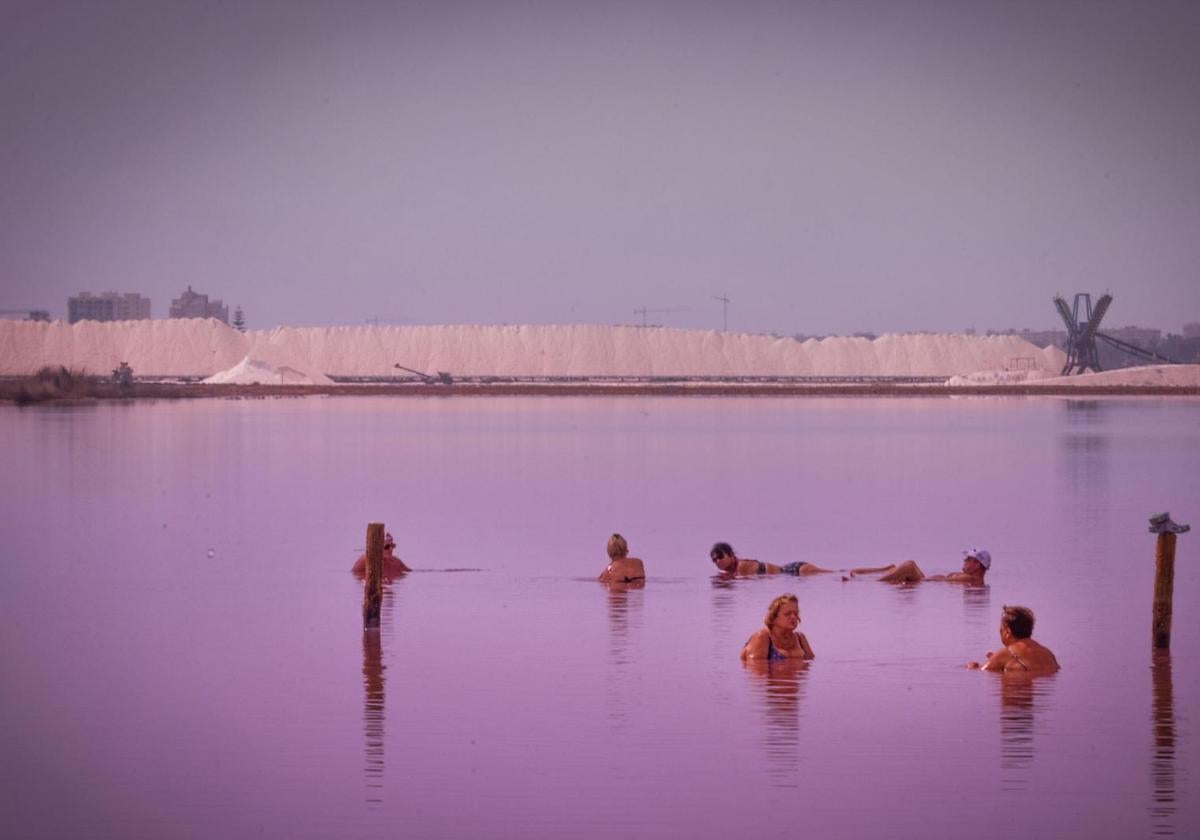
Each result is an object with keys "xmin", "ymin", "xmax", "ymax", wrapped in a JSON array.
[
  {"xmin": 741, "ymin": 593, "xmax": 815, "ymax": 662},
  {"xmin": 709, "ymin": 542, "xmax": 839, "ymax": 577},
  {"xmin": 863, "ymin": 548, "xmax": 991, "ymax": 585},
  {"xmin": 598, "ymin": 533, "xmax": 646, "ymax": 583},
  {"xmin": 969, "ymin": 605, "xmax": 1060, "ymax": 674},
  {"xmin": 351, "ymin": 532, "xmax": 411, "ymax": 580}
]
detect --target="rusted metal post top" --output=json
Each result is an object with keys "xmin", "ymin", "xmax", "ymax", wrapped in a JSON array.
[{"xmin": 1149, "ymin": 513, "xmax": 1191, "ymax": 535}]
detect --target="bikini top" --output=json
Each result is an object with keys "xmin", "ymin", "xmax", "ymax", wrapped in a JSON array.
[{"xmin": 766, "ymin": 634, "xmax": 806, "ymax": 661}]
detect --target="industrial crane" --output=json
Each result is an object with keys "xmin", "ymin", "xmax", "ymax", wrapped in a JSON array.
[{"xmin": 1052, "ymin": 293, "xmax": 1179, "ymax": 375}]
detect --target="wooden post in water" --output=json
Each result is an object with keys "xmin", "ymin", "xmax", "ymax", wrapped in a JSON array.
[
  {"xmin": 363, "ymin": 522, "xmax": 385, "ymax": 629},
  {"xmin": 1149, "ymin": 513, "xmax": 1189, "ymax": 650}
]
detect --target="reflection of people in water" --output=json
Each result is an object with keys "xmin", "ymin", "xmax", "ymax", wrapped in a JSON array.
[
  {"xmin": 598, "ymin": 533, "xmax": 646, "ymax": 583},
  {"xmin": 709, "ymin": 542, "xmax": 839, "ymax": 576},
  {"xmin": 741, "ymin": 594, "xmax": 815, "ymax": 661},
  {"xmin": 742, "ymin": 654, "xmax": 808, "ymax": 788},
  {"xmin": 352, "ymin": 532, "xmax": 412, "ymax": 580},
  {"xmin": 969, "ymin": 605, "xmax": 1060, "ymax": 674},
  {"xmin": 868, "ymin": 548, "xmax": 991, "ymax": 585}
]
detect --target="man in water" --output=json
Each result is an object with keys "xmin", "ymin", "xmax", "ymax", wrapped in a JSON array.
[
  {"xmin": 866, "ymin": 548, "xmax": 991, "ymax": 584},
  {"xmin": 352, "ymin": 532, "xmax": 411, "ymax": 579},
  {"xmin": 709, "ymin": 542, "xmax": 836, "ymax": 576},
  {"xmin": 969, "ymin": 605, "xmax": 1060, "ymax": 674}
]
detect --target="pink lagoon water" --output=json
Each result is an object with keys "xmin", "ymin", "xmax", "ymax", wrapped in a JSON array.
[{"xmin": 1, "ymin": 395, "xmax": 1198, "ymax": 839}]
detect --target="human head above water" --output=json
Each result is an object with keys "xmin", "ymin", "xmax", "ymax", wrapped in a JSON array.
[
  {"xmin": 963, "ymin": 548, "xmax": 991, "ymax": 571},
  {"xmin": 764, "ymin": 593, "xmax": 799, "ymax": 628},
  {"xmin": 1001, "ymin": 605, "xmax": 1035, "ymax": 639},
  {"xmin": 710, "ymin": 542, "xmax": 735, "ymax": 561},
  {"xmin": 607, "ymin": 533, "xmax": 629, "ymax": 559},
  {"xmin": 384, "ymin": 532, "xmax": 396, "ymax": 551}
]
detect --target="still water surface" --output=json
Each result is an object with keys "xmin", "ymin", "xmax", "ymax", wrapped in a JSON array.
[{"xmin": 1, "ymin": 395, "xmax": 1198, "ymax": 839}]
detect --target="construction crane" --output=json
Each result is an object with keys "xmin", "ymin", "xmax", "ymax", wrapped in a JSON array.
[
  {"xmin": 633, "ymin": 306, "xmax": 686, "ymax": 327},
  {"xmin": 1052, "ymin": 293, "xmax": 1180, "ymax": 375},
  {"xmin": 712, "ymin": 295, "xmax": 730, "ymax": 331},
  {"xmin": 393, "ymin": 363, "xmax": 453, "ymax": 385}
]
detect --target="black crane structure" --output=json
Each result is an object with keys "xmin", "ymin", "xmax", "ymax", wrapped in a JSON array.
[{"xmin": 1053, "ymin": 293, "xmax": 1180, "ymax": 375}]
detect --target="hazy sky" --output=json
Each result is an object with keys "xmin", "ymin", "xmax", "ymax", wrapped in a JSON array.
[{"xmin": 2, "ymin": 0, "xmax": 1198, "ymax": 333}]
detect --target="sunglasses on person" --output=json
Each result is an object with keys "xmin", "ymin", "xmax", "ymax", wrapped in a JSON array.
[{"xmin": 711, "ymin": 551, "xmax": 725, "ymax": 562}]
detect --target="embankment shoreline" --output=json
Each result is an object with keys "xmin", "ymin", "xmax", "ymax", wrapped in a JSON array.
[{"xmin": 3, "ymin": 379, "xmax": 1199, "ymax": 403}]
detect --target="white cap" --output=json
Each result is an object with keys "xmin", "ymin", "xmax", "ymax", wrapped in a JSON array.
[{"xmin": 964, "ymin": 548, "xmax": 991, "ymax": 570}]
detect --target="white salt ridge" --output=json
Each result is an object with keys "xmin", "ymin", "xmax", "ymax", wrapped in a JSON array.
[
  {"xmin": 0, "ymin": 318, "xmax": 249, "ymax": 377},
  {"xmin": 203, "ymin": 356, "xmax": 332, "ymax": 386},
  {"xmin": 0, "ymin": 319, "xmax": 1074, "ymax": 379},
  {"xmin": 947, "ymin": 362, "xmax": 1200, "ymax": 387}
]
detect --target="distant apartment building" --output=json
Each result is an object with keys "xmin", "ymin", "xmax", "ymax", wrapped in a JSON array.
[
  {"xmin": 0, "ymin": 309, "xmax": 50, "ymax": 321},
  {"xmin": 169, "ymin": 285, "xmax": 229, "ymax": 324},
  {"xmin": 67, "ymin": 292, "xmax": 151, "ymax": 324}
]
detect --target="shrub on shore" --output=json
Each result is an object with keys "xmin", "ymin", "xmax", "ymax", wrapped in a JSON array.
[{"xmin": 11, "ymin": 366, "xmax": 96, "ymax": 405}]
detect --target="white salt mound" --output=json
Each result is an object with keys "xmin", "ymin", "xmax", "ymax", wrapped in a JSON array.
[
  {"xmin": 1028, "ymin": 364, "xmax": 1200, "ymax": 388},
  {"xmin": 203, "ymin": 356, "xmax": 332, "ymax": 386},
  {"xmin": 0, "ymin": 319, "xmax": 1078, "ymax": 380}
]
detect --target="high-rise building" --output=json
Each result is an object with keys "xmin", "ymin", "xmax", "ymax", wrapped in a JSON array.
[
  {"xmin": 67, "ymin": 292, "xmax": 151, "ymax": 324},
  {"xmin": 169, "ymin": 286, "xmax": 229, "ymax": 324}
]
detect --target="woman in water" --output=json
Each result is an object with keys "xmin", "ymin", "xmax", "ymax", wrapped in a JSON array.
[
  {"xmin": 598, "ymin": 533, "xmax": 646, "ymax": 583},
  {"xmin": 741, "ymin": 593, "xmax": 815, "ymax": 661},
  {"xmin": 710, "ymin": 542, "xmax": 839, "ymax": 576}
]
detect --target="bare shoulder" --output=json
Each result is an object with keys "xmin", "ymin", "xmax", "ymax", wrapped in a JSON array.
[
  {"xmin": 982, "ymin": 648, "xmax": 1014, "ymax": 672},
  {"xmin": 742, "ymin": 629, "xmax": 770, "ymax": 659}
]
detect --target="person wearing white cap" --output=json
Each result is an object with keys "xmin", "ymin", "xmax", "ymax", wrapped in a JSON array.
[
  {"xmin": 867, "ymin": 548, "xmax": 991, "ymax": 584},
  {"xmin": 351, "ymin": 531, "xmax": 411, "ymax": 580}
]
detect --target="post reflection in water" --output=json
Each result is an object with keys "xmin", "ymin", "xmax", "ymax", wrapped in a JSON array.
[
  {"xmin": 742, "ymin": 659, "xmax": 808, "ymax": 790},
  {"xmin": 1150, "ymin": 651, "xmax": 1177, "ymax": 837},
  {"xmin": 361, "ymin": 586, "xmax": 396, "ymax": 806},
  {"xmin": 362, "ymin": 629, "xmax": 385, "ymax": 803},
  {"xmin": 991, "ymin": 674, "xmax": 1056, "ymax": 792}
]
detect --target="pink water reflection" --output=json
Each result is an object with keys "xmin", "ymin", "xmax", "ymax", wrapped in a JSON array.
[{"xmin": 0, "ymin": 396, "xmax": 1197, "ymax": 839}]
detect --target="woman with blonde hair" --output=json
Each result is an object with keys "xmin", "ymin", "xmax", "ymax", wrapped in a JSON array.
[
  {"xmin": 598, "ymin": 533, "xmax": 646, "ymax": 583},
  {"xmin": 741, "ymin": 593, "xmax": 815, "ymax": 661}
]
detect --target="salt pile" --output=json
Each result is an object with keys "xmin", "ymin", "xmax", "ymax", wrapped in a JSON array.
[
  {"xmin": 0, "ymin": 318, "xmax": 249, "ymax": 377},
  {"xmin": 0, "ymin": 319, "xmax": 1071, "ymax": 379},
  {"xmin": 203, "ymin": 356, "xmax": 332, "ymax": 386}
]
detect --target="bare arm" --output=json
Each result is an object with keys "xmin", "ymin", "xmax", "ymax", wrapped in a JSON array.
[
  {"xmin": 980, "ymin": 648, "xmax": 1015, "ymax": 672},
  {"xmin": 741, "ymin": 630, "xmax": 770, "ymax": 660},
  {"xmin": 797, "ymin": 632, "xmax": 815, "ymax": 660}
]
